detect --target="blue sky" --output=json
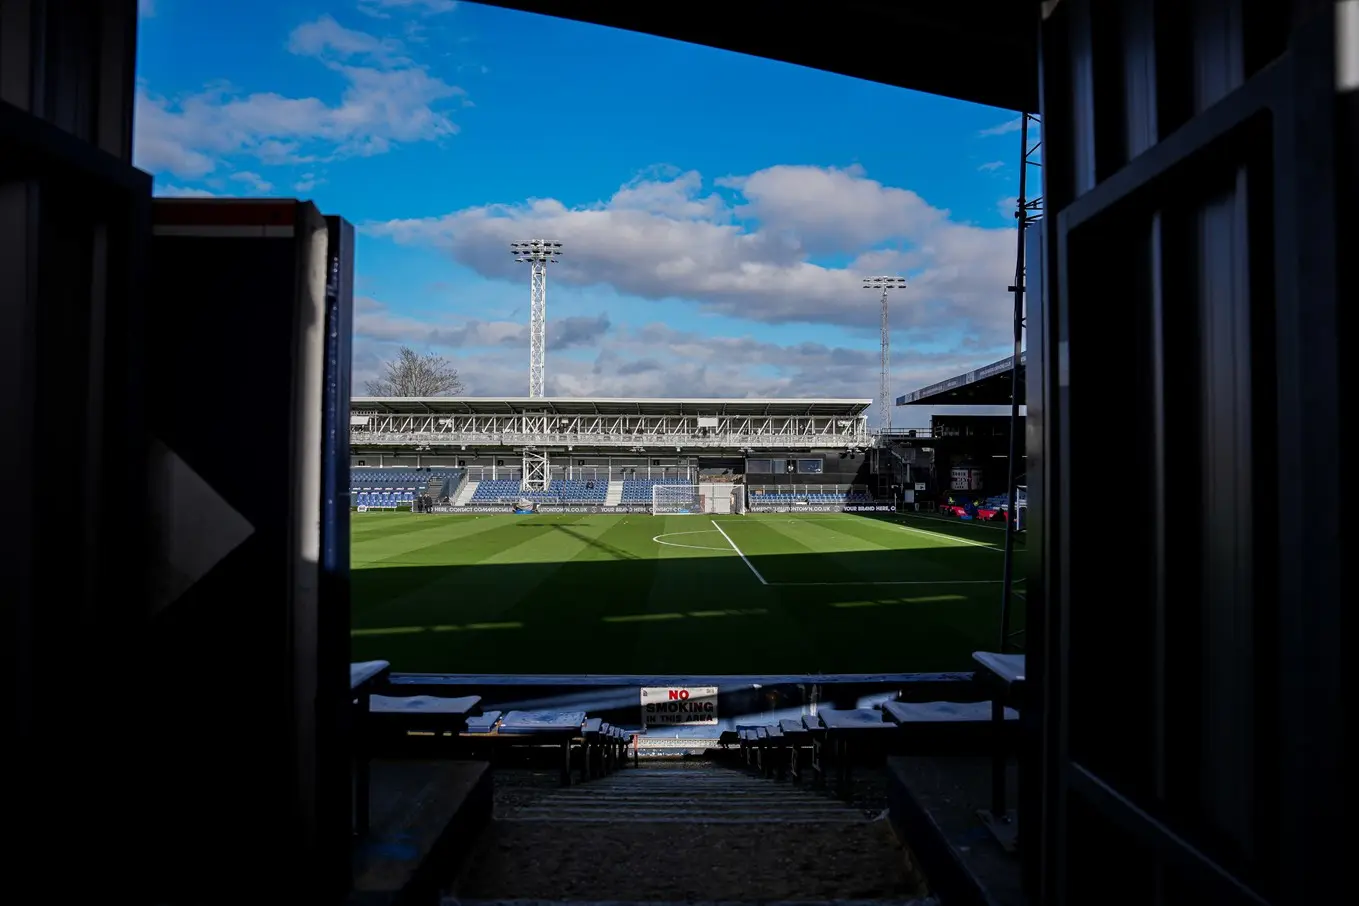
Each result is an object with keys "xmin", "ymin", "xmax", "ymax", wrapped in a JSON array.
[{"xmin": 134, "ymin": 0, "xmax": 1028, "ymax": 426}]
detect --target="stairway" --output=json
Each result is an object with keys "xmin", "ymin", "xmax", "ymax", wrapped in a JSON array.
[
  {"xmin": 604, "ymin": 479, "xmax": 624, "ymax": 507},
  {"xmin": 425, "ymin": 476, "xmax": 445, "ymax": 498},
  {"xmin": 449, "ymin": 762, "xmax": 932, "ymax": 903},
  {"xmin": 454, "ymin": 480, "xmax": 479, "ymax": 506}
]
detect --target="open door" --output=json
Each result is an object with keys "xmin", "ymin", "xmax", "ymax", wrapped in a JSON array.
[{"xmin": 1033, "ymin": 1, "xmax": 1349, "ymax": 903}]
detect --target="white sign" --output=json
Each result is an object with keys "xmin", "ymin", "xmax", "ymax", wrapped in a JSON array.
[
  {"xmin": 915, "ymin": 482, "xmax": 926, "ymax": 491},
  {"xmin": 641, "ymin": 686, "xmax": 719, "ymax": 727}
]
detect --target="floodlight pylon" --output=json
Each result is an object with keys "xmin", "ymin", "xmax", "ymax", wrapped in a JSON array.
[
  {"xmin": 510, "ymin": 240, "xmax": 563, "ymax": 397},
  {"xmin": 862, "ymin": 276, "xmax": 907, "ymax": 434}
]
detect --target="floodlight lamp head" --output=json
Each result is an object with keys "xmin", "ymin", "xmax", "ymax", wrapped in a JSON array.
[
  {"xmin": 511, "ymin": 239, "xmax": 564, "ymax": 263},
  {"xmin": 862, "ymin": 275, "xmax": 907, "ymax": 290}
]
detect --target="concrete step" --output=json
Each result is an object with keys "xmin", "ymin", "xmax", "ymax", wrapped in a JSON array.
[
  {"xmin": 454, "ymin": 480, "xmax": 479, "ymax": 506},
  {"xmin": 496, "ymin": 814, "xmax": 870, "ymax": 824},
  {"xmin": 450, "ymin": 819, "xmax": 929, "ymax": 901},
  {"xmin": 500, "ymin": 809, "xmax": 858, "ymax": 820},
  {"xmin": 494, "ymin": 762, "xmax": 872, "ymax": 825},
  {"xmin": 529, "ymin": 792, "xmax": 835, "ymax": 802},
  {"xmin": 447, "ymin": 900, "xmax": 938, "ymax": 906}
]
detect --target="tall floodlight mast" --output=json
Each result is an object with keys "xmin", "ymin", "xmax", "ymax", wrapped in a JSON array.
[
  {"xmin": 862, "ymin": 276, "xmax": 907, "ymax": 434},
  {"xmin": 510, "ymin": 240, "xmax": 563, "ymax": 397}
]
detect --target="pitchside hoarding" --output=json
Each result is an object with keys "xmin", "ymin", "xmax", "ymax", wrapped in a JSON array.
[
  {"xmin": 427, "ymin": 504, "xmax": 654, "ymax": 515},
  {"xmin": 425, "ymin": 504, "xmax": 893, "ymax": 515},
  {"xmin": 641, "ymin": 686, "xmax": 720, "ymax": 727},
  {"xmin": 747, "ymin": 504, "xmax": 897, "ymax": 513},
  {"xmin": 539, "ymin": 504, "xmax": 652, "ymax": 514}
]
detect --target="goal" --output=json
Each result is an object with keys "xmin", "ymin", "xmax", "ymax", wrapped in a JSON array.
[{"xmin": 652, "ymin": 484, "xmax": 702, "ymax": 515}]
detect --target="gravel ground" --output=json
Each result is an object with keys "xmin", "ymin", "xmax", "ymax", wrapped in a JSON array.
[{"xmin": 451, "ymin": 764, "xmax": 928, "ymax": 902}]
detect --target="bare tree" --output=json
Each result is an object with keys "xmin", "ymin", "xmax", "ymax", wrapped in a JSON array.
[{"xmin": 365, "ymin": 347, "xmax": 465, "ymax": 397}]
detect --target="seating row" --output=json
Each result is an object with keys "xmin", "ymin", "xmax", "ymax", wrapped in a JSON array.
[
  {"xmin": 727, "ymin": 698, "xmax": 1018, "ymax": 796},
  {"xmin": 350, "ymin": 661, "xmax": 636, "ymax": 799},
  {"xmin": 351, "ymin": 468, "xmax": 461, "ymax": 491}
]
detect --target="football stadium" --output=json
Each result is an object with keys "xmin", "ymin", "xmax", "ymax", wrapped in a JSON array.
[
  {"xmin": 349, "ymin": 395, "xmax": 1025, "ymax": 675},
  {"xmin": 21, "ymin": 5, "xmax": 1342, "ymax": 905}
]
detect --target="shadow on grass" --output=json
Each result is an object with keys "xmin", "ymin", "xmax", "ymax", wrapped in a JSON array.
[{"xmin": 352, "ymin": 543, "xmax": 1026, "ymax": 676}]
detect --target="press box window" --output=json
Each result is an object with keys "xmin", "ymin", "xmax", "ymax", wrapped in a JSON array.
[{"xmin": 797, "ymin": 459, "xmax": 824, "ymax": 474}]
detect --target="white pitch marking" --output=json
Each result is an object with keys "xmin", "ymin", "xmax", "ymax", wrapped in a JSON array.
[
  {"xmin": 892, "ymin": 521, "xmax": 1002, "ymax": 551},
  {"xmin": 710, "ymin": 520, "xmax": 769, "ymax": 586},
  {"xmin": 894, "ymin": 511, "xmax": 1012, "ymax": 531},
  {"xmin": 771, "ymin": 578, "xmax": 1013, "ymax": 587},
  {"xmin": 651, "ymin": 530, "xmax": 732, "ymax": 553}
]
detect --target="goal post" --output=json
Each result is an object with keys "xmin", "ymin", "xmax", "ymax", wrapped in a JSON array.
[{"xmin": 652, "ymin": 484, "xmax": 702, "ymax": 515}]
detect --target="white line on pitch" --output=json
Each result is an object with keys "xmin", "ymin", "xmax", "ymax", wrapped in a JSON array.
[
  {"xmin": 892, "ymin": 521, "xmax": 1002, "ymax": 551},
  {"xmin": 710, "ymin": 519, "xmax": 769, "ymax": 586},
  {"xmin": 771, "ymin": 578, "xmax": 1011, "ymax": 586},
  {"xmin": 651, "ymin": 530, "xmax": 732, "ymax": 553},
  {"xmin": 894, "ymin": 511, "xmax": 1012, "ymax": 532}
]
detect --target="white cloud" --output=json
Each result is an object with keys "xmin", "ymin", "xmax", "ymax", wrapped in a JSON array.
[
  {"xmin": 978, "ymin": 160, "xmax": 1004, "ymax": 172},
  {"xmin": 351, "ymin": 301, "xmax": 996, "ymax": 427},
  {"xmin": 229, "ymin": 171, "xmax": 274, "ymax": 193},
  {"xmin": 359, "ymin": 0, "xmax": 458, "ymax": 17},
  {"xmin": 355, "ymin": 298, "xmax": 611, "ymax": 352},
  {"xmin": 154, "ymin": 185, "xmax": 217, "ymax": 198},
  {"xmin": 287, "ymin": 14, "xmax": 408, "ymax": 65},
  {"xmin": 718, "ymin": 164, "xmax": 945, "ymax": 254},
  {"xmin": 134, "ymin": 15, "xmax": 465, "ymax": 179},
  {"xmin": 979, "ymin": 116, "xmax": 1023, "ymax": 137},
  {"xmin": 364, "ymin": 164, "xmax": 1015, "ymax": 347}
]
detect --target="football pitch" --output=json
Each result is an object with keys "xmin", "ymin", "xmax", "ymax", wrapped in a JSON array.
[{"xmin": 351, "ymin": 512, "xmax": 1024, "ymax": 676}]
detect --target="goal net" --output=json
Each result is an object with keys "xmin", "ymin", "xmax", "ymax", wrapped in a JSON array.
[{"xmin": 652, "ymin": 484, "xmax": 702, "ymax": 515}]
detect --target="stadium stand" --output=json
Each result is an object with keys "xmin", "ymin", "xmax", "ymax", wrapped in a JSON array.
[
  {"xmin": 352, "ymin": 467, "xmax": 463, "ymax": 508},
  {"xmin": 522, "ymin": 479, "xmax": 608, "ymax": 504},
  {"xmin": 470, "ymin": 479, "xmax": 523, "ymax": 503},
  {"xmin": 468, "ymin": 478, "xmax": 612, "ymax": 505},
  {"xmin": 746, "ymin": 486, "xmax": 872, "ymax": 505},
  {"xmin": 620, "ymin": 478, "xmax": 667, "ymax": 504},
  {"xmin": 350, "ymin": 397, "xmax": 891, "ymax": 511}
]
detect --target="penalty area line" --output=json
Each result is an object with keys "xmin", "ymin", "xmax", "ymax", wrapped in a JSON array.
[{"xmin": 710, "ymin": 519, "xmax": 769, "ymax": 586}]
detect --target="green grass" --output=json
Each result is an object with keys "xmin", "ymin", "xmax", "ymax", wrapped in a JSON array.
[{"xmin": 351, "ymin": 511, "xmax": 1025, "ymax": 675}]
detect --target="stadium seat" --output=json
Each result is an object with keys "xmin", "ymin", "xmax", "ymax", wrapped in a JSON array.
[
  {"xmin": 497, "ymin": 709, "xmax": 589, "ymax": 785},
  {"xmin": 779, "ymin": 718, "xmax": 813, "ymax": 783},
  {"xmin": 369, "ymin": 693, "xmax": 483, "ymax": 738},
  {"xmin": 803, "ymin": 708, "xmax": 897, "ymax": 795},
  {"xmin": 470, "ymin": 479, "xmax": 523, "ymax": 503},
  {"xmin": 620, "ymin": 478, "xmax": 669, "ymax": 503}
]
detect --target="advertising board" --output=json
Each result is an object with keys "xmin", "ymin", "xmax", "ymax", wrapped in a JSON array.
[
  {"xmin": 747, "ymin": 504, "xmax": 896, "ymax": 514},
  {"xmin": 427, "ymin": 504, "xmax": 654, "ymax": 515},
  {"xmin": 536, "ymin": 504, "xmax": 652, "ymax": 514},
  {"xmin": 641, "ymin": 686, "xmax": 719, "ymax": 727}
]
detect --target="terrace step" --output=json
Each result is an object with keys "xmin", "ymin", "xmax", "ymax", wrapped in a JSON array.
[
  {"xmin": 447, "ymin": 901, "xmax": 937, "ymax": 906},
  {"xmin": 604, "ymin": 479, "xmax": 624, "ymax": 506},
  {"xmin": 451, "ymin": 762, "xmax": 929, "ymax": 901},
  {"xmin": 454, "ymin": 480, "xmax": 479, "ymax": 506}
]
